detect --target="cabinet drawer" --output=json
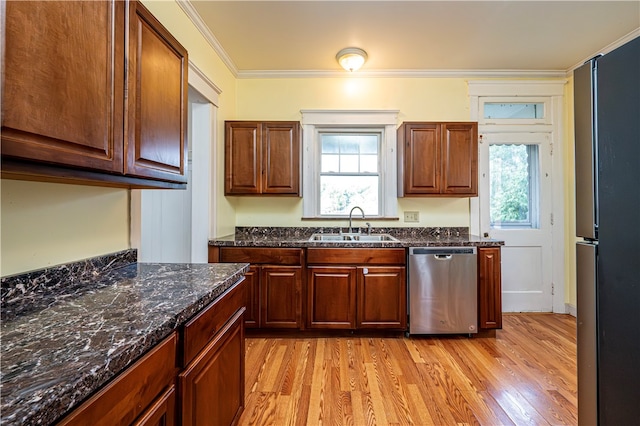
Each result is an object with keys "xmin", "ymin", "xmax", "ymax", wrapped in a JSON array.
[
  {"xmin": 59, "ymin": 333, "xmax": 177, "ymax": 426},
  {"xmin": 307, "ymin": 248, "xmax": 406, "ymax": 265},
  {"xmin": 220, "ymin": 247, "xmax": 303, "ymax": 265},
  {"xmin": 182, "ymin": 278, "xmax": 246, "ymax": 365}
]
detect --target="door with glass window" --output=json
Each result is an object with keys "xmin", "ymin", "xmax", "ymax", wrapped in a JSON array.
[{"xmin": 479, "ymin": 132, "xmax": 553, "ymax": 312}]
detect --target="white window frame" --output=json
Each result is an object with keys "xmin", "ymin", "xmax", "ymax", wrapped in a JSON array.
[{"xmin": 301, "ymin": 110, "xmax": 399, "ymax": 219}]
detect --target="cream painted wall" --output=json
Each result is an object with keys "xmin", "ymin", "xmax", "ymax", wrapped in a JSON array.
[
  {"xmin": 230, "ymin": 77, "xmax": 474, "ymax": 229},
  {"xmin": 0, "ymin": 181, "xmax": 129, "ymax": 276}
]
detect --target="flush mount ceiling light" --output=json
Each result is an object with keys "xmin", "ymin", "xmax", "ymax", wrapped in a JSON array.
[{"xmin": 336, "ymin": 47, "xmax": 368, "ymax": 72}]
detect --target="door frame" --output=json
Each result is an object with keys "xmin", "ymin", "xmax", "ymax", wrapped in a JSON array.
[{"xmin": 468, "ymin": 80, "xmax": 567, "ymax": 313}]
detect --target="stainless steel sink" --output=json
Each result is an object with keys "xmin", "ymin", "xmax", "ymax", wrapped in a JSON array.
[{"xmin": 308, "ymin": 233, "xmax": 398, "ymax": 242}]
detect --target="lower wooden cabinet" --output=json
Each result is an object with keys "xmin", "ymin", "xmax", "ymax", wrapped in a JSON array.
[
  {"xmin": 307, "ymin": 266, "xmax": 357, "ymax": 329},
  {"xmin": 357, "ymin": 266, "xmax": 407, "ymax": 329},
  {"xmin": 478, "ymin": 247, "xmax": 503, "ymax": 329},
  {"xmin": 216, "ymin": 247, "xmax": 304, "ymax": 329},
  {"xmin": 59, "ymin": 278, "xmax": 247, "ymax": 426},
  {"xmin": 179, "ymin": 309, "xmax": 245, "ymax": 426},
  {"xmin": 306, "ymin": 248, "xmax": 407, "ymax": 330},
  {"xmin": 242, "ymin": 265, "xmax": 260, "ymax": 328},
  {"xmin": 261, "ymin": 266, "xmax": 303, "ymax": 328},
  {"xmin": 59, "ymin": 333, "xmax": 178, "ymax": 426},
  {"xmin": 132, "ymin": 387, "xmax": 176, "ymax": 426}
]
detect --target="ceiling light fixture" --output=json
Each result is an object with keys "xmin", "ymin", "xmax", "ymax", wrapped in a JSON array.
[{"xmin": 336, "ymin": 47, "xmax": 368, "ymax": 72}]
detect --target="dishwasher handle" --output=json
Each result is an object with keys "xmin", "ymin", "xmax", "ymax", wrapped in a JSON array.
[{"xmin": 434, "ymin": 254, "xmax": 452, "ymax": 260}]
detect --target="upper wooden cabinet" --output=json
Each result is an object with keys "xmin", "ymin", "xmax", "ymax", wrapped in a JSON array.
[
  {"xmin": 397, "ymin": 122, "xmax": 478, "ymax": 197},
  {"xmin": 225, "ymin": 121, "xmax": 301, "ymax": 196},
  {"xmin": 1, "ymin": 1, "xmax": 188, "ymax": 188},
  {"xmin": 125, "ymin": 2, "xmax": 188, "ymax": 184}
]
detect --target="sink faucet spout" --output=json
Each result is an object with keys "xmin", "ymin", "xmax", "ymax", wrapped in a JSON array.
[{"xmin": 348, "ymin": 206, "xmax": 365, "ymax": 233}]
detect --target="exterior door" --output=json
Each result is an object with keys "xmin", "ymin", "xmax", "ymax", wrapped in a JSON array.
[{"xmin": 479, "ymin": 132, "xmax": 553, "ymax": 312}]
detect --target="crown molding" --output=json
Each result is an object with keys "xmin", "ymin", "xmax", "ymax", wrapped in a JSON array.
[
  {"xmin": 177, "ymin": 0, "xmax": 239, "ymax": 77},
  {"xmin": 236, "ymin": 69, "xmax": 568, "ymax": 79}
]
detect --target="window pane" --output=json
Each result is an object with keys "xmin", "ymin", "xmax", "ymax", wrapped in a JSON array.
[
  {"xmin": 484, "ymin": 103, "xmax": 544, "ymax": 119},
  {"xmin": 321, "ymin": 137, "xmax": 339, "ymax": 153},
  {"xmin": 360, "ymin": 154, "xmax": 378, "ymax": 172},
  {"xmin": 321, "ymin": 154, "xmax": 339, "ymax": 172},
  {"xmin": 340, "ymin": 140, "xmax": 360, "ymax": 154},
  {"xmin": 360, "ymin": 136, "xmax": 379, "ymax": 154},
  {"xmin": 320, "ymin": 175, "xmax": 379, "ymax": 215},
  {"xmin": 489, "ymin": 144, "xmax": 539, "ymax": 228},
  {"xmin": 340, "ymin": 154, "xmax": 359, "ymax": 172}
]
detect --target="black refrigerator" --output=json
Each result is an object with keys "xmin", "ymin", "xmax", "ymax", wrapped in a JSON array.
[{"xmin": 574, "ymin": 36, "xmax": 640, "ymax": 425}]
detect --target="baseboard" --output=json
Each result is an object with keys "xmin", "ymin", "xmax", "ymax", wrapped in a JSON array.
[{"xmin": 565, "ymin": 303, "xmax": 577, "ymax": 317}]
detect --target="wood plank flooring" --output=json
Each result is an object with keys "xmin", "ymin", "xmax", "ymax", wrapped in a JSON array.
[{"xmin": 239, "ymin": 314, "xmax": 577, "ymax": 426}]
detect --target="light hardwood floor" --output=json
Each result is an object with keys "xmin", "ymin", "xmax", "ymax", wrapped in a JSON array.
[{"xmin": 239, "ymin": 314, "xmax": 577, "ymax": 426}]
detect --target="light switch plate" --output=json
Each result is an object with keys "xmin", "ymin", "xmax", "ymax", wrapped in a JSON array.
[{"xmin": 404, "ymin": 211, "xmax": 419, "ymax": 222}]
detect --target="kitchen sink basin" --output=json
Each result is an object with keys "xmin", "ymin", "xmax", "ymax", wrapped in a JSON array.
[{"xmin": 308, "ymin": 233, "xmax": 398, "ymax": 242}]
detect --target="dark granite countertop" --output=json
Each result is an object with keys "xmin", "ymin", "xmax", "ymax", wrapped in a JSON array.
[
  {"xmin": 1, "ymin": 260, "xmax": 249, "ymax": 425},
  {"xmin": 209, "ymin": 226, "xmax": 504, "ymax": 248}
]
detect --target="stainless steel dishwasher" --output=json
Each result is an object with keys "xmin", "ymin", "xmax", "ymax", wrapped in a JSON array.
[{"xmin": 408, "ymin": 247, "xmax": 478, "ymax": 335}]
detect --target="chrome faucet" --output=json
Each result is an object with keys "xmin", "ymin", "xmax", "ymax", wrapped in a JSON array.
[{"xmin": 348, "ymin": 206, "xmax": 365, "ymax": 233}]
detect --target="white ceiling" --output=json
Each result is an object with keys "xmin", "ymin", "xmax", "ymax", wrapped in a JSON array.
[{"xmin": 185, "ymin": 1, "xmax": 640, "ymax": 78}]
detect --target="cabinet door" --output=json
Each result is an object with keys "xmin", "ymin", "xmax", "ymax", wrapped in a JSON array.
[
  {"xmin": 2, "ymin": 0, "xmax": 125, "ymax": 173},
  {"xmin": 126, "ymin": 1, "xmax": 188, "ymax": 183},
  {"xmin": 244, "ymin": 266, "xmax": 261, "ymax": 329},
  {"xmin": 478, "ymin": 247, "xmax": 502, "ymax": 329},
  {"xmin": 225, "ymin": 122, "xmax": 261, "ymax": 194},
  {"xmin": 401, "ymin": 123, "xmax": 441, "ymax": 195},
  {"xmin": 441, "ymin": 123, "xmax": 478, "ymax": 195},
  {"xmin": 307, "ymin": 266, "xmax": 356, "ymax": 329},
  {"xmin": 262, "ymin": 122, "xmax": 301, "ymax": 195},
  {"xmin": 262, "ymin": 266, "xmax": 302, "ymax": 328},
  {"xmin": 59, "ymin": 334, "xmax": 177, "ymax": 426},
  {"xmin": 180, "ymin": 309, "xmax": 245, "ymax": 426},
  {"xmin": 132, "ymin": 386, "xmax": 176, "ymax": 426},
  {"xmin": 357, "ymin": 266, "xmax": 407, "ymax": 329}
]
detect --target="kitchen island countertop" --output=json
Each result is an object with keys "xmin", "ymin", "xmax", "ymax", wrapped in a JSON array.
[{"xmin": 1, "ymin": 261, "xmax": 249, "ymax": 425}]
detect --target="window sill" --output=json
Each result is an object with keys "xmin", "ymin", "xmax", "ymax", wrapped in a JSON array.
[{"xmin": 301, "ymin": 216, "xmax": 399, "ymax": 221}]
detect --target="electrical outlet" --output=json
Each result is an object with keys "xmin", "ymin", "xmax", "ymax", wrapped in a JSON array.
[{"xmin": 404, "ymin": 211, "xmax": 419, "ymax": 222}]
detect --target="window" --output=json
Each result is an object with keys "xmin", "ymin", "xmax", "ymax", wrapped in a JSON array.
[
  {"xmin": 489, "ymin": 144, "xmax": 540, "ymax": 229},
  {"xmin": 484, "ymin": 102, "xmax": 544, "ymax": 119},
  {"xmin": 478, "ymin": 97, "xmax": 550, "ymax": 125},
  {"xmin": 320, "ymin": 132, "xmax": 380, "ymax": 215},
  {"xmin": 301, "ymin": 110, "xmax": 398, "ymax": 218}
]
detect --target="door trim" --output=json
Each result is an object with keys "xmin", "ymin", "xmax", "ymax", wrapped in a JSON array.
[{"xmin": 468, "ymin": 80, "xmax": 566, "ymax": 313}]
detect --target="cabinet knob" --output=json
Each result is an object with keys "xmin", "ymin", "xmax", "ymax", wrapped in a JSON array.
[{"xmin": 363, "ymin": 268, "xmax": 368, "ymax": 274}]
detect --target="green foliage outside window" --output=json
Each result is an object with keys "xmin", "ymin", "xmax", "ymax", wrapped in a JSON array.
[{"xmin": 490, "ymin": 144, "xmax": 531, "ymax": 224}]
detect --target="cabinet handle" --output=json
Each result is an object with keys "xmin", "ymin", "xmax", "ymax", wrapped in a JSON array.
[{"xmin": 363, "ymin": 268, "xmax": 368, "ymax": 274}]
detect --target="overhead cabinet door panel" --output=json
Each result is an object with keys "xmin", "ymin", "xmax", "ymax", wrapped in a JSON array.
[
  {"xmin": 263, "ymin": 123, "xmax": 300, "ymax": 194},
  {"xmin": 126, "ymin": 2, "xmax": 188, "ymax": 183},
  {"xmin": 442, "ymin": 123, "xmax": 478, "ymax": 195},
  {"xmin": 407, "ymin": 124, "xmax": 441, "ymax": 194},
  {"xmin": 225, "ymin": 122, "xmax": 261, "ymax": 194},
  {"xmin": 2, "ymin": 0, "xmax": 125, "ymax": 172}
]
